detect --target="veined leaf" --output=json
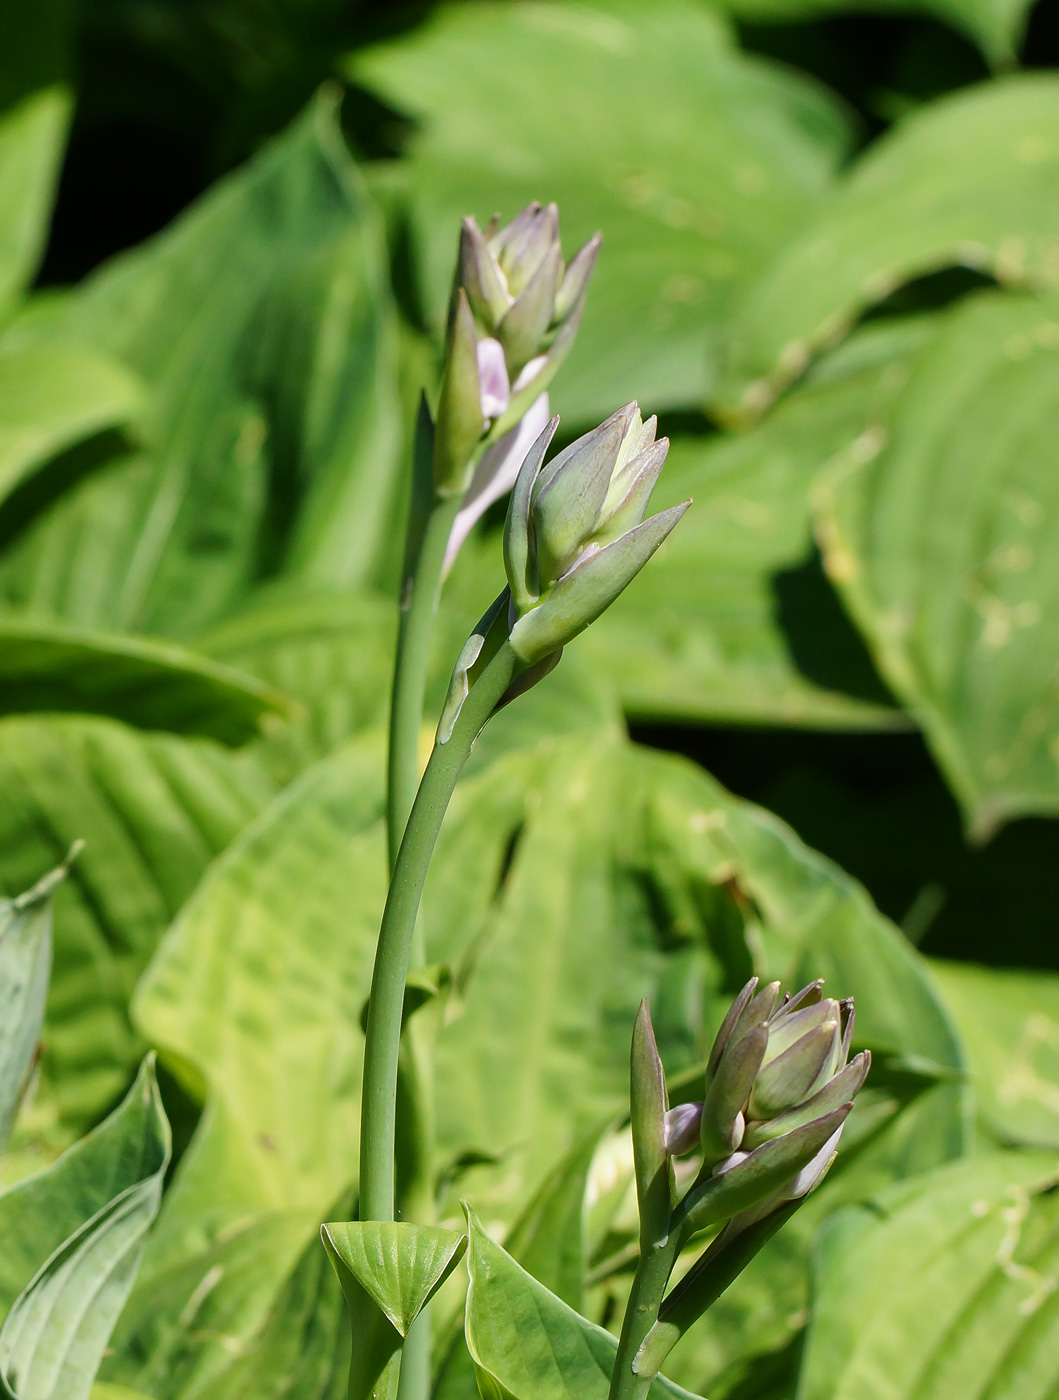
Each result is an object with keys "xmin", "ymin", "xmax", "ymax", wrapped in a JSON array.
[
  {"xmin": 0, "ymin": 344, "xmax": 140, "ymax": 505},
  {"xmin": 352, "ymin": 0, "xmax": 851, "ymax": 423},
  {"xmin": 464, "ymin": 1205, "xmax": 702, "ymax": 1400},
  {"xmin": 0, "ymin": 87, "xmax": 69, "ymax": 316},
  {"xmin": 929, "ymin": 959, "xmax": 1059, "ymax": 1150},
  {"xmin": 800, "ymin": 1152, "xmax": 1059, "ymax": 1400},
  {"xmin": 717, "ymin": 76, "xmax": 1059, "ymax": 418},
  {"xmin": 0, "ymin": 616, "xmax": 290, "ymax": 741},
  {"xmin": 0, "ymin": 861, "xmax": 67, "ymax": 1151},
  {"xmin": 0, "ymin": 90, "xmax": 400, "ymax": 637},
  {"xmin": 814, "ymin": 290, "xmax": 1059, "ymax": 834},
  {"xmin": 0, "ymin": 716, "xmax": 275, "ymax": 1130},
  {"xmin": 322, "ymin": 1222, "xmax": 466, "ymax": 1337},
  {"xmin": 0, "ymin": 1057, "xmax": 170, "ymax": 1400}
]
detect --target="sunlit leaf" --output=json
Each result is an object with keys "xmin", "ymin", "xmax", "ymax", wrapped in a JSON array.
[
  {"xmin": 464, "ymin": 1205, "xmax": 702, "ymax": 1400},
  {"xmin": 930, "ymin": 958, "xmax": 1059, "ymax": 1150},
  {"xmin": 0, "ymin": 717, "xmax": 275, "ymax": 1130},
  {"xmin": 814, "ymin": 289, "xmax": 1059, "ymax": 834},
  {"xmin": 0, "ymin": 862, "xmax": 65, "ymax": 1151},
  {"xmin": 0, "ymin": 88, "xmax": 69, "ymax": 317},
  {"xmin": 717, "ymin": 77, "xmax": 1059, "ymax": 419},
  {"xmin": 352, "ymin": 0, "xmax": 851, "ymax": 423},
  {"xmin": 800, "ymin": 1151, "xmax": 1059, "ymax": 1400},
  {"xmin": 0, "ymin": 1057, "xmax": 170, "ymax": 1400},
  {"xmin": 322, "ymin": 1221, "xmax": 466, "ymax": 1334}
]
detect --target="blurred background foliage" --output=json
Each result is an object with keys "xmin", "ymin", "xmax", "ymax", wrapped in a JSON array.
[{"xmin": 2, "ymin": 0, "xmax": 1059, "ymax": 1394}]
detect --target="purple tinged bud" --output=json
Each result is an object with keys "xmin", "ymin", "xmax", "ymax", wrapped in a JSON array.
[
  {"xmin": 664, "ymin": 1102, "xmax": 703, "ymax": 1157},
  {"xmin": 707, "ymin": 978, "xmax": 758, "ymax": 1078},
  {"xmin": 459, "ymin": 217, "xmax": 512, "ymax": 328},
  {"xmin": 499, "ymin": 241, "xmax": 564, "ymax": 373},
  {"xmin": 555, "ymin": 232, "xmax": 602, "ymax": 322},
  {"xmin": 476, "ymin": 337, "xmax": 510, "ymax": 421},
  {"xmin": 700, "ymin": 1022, "xmax": 767, "ymax": 1166},
  {"xmin": 434, "ymin": 289, "xmax": 486, "ymax": 496},
  {"xmin": 748, "ymin": 1021, "xmax": 837, "ymax": 1119},
  {"xmin": 503, "ymin": 415, "xmax": 559, "ymax": 614},
  {"xmin": 742, "ymin": 1051, "xmax": 871, "ymax": 1150}
]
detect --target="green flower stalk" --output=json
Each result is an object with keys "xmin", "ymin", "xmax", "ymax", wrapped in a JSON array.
[
  {"xmin": 609, "ymin": 979, "xmax": 870, "ymax": 1400},
  {"xmin": 388, "ymin": 203, "xmax": 599, "ymax": 868}
]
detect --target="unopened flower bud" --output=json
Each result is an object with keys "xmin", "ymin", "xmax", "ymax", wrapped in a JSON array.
[
  {"xmin": 503, "ymin": 403, "xmax": 689, "ymax": 665},
  {"xmin": 664, "ymin": 1103, "xmax": 703, "ymax": 1157}
]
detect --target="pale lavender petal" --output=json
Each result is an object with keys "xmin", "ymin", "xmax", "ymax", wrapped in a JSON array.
[
  {"xmin": 663, "ymin": 1101, "xmax": 703, "ymax": 1156},
  {"xmin": 443, "ymin": 393, "xmax": 551, "ymax": 576},
  {"xmin": 477, "ymin": 337, "xmax": 510, "ymax": 420},
  {"xmin": 513, "ymin": 353, "xmax": 549, "ymax": 395}
]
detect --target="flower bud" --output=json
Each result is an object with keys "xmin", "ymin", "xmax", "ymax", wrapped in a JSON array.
[
  {"xmin": 664, "ymin": 1103, "xmax": 703, "ymax": 1157},
  {"xmin": 503, "ymin": 403, "xmax": 689, "ymax": 666}
]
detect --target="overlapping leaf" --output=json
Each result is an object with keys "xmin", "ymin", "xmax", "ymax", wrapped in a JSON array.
[
  {"xmin": 0, "ymin": 88, "xmax": 69, "ymax": 317},
  {"xmin": 0, "ymin": 717, "xmax": 275, "ymax": 1129},
  {"xmin": 717, "ymin": 76, "xmax": 1059, "ymax": 418},
  {"xmin": 0, "ymin": 91, "xmax": 400, "ymax": 638},
  {"xmin": 352, "ymin": 0, "xmax": 851, "ymax": 423},
  {"xmin": 814, "ymin": 289, "xmax": 1059, "ymax": 833},
  {"xmin": 0, "ymin": 1057, "xmax": 170, "ymax": 1400},
  {"xmin": 800, "ymin": 1152, "xmax": 1059, "ymax": 1400}
]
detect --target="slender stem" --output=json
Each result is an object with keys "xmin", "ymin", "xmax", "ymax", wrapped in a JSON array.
[
  {"xmin": 387, "ymin": 491, "xmax": 462, "ymax": 872},
  {"xmin": 608, "ymin": 1235, "xmax": 679, "ymax": 1400},
  {"xmin": 361, "ymin": 641, "xmax": 520, "ymax": 1222}
]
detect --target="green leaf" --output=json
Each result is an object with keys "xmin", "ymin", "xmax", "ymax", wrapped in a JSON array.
[
  {"xmin": 577, "ymin": 319, "xmax": 931, "ymax": 728},
  {"xmin": 0, "ymin": 616, "xmax": 291, "ymax": 741},
  {"xmin": 322, "ymin": 1221, "xmax": 466, "ymax": 1335},
  {"xmin": 352, "ymin": 0, "xmax": 851, "ymax": 423},
  {"xmin": 0, "ymin": 90, "xmax": 400, "ymax": 637},
  {"xmin": 814, "ymin": 289, "xmax": 1059, "ymax": 834},
  {"xmin": 0, "ymin": 344, "xmax": 140, "ymax": 503},
  {"xmin": 0, "ymin": 87, "xmax": 69, "ymax": 317},
  {"xmin": 425, "ymin": 733, "xmax": 963, "ymax": 1227},
  {"xmin": 929, "ymin": 958, "xmax": 1059, "ymax": 1150},
  {"xmin": 0, "ymin": 716, "xmax": 275, "ymax": 1130},
  {"xmin": 0, "ymin": 1056, "xmax": 170, "ymax": 1400},
  {"xmin": 799, "ymin": 1152, "xmax": 1059, "ymax": 1400},
  {"xmin": 0, "ymin": 861, "xmax": 65, "ymax": 1151},
  {"xmin": 503, "ymin": 1120, "xmax": 610, "ymax": 1312},
  {"xmin": 717, "ymin": 76, "xmax": 1059, "ymax": 419},
  {"xmin": 464, "ymin": 1205, "xmax": 702, "ymax": 1400}
]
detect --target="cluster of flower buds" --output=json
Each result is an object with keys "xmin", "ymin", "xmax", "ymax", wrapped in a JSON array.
[
  {"xmin": 433, "ymin": 202, "xmax": 600, "ymax": 503},
  {"xmin": 626, "ymin": 978, "xmax": 870, "ymax": 1381},
  {"xmin": 502, "ymin": 403, "xmax": 689, "ymax": 666},
  {"xmin": 668, "ymin": 976, "xmax": 870, "ymax": 1232}
]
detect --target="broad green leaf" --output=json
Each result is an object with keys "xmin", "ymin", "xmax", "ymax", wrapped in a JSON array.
[
  {"xmin": 578, "ymin": 319, "xmax": 931, "ymax": 727},
  {"xmin": 0, "ymin": 616, "xmax": 290, "ymax": 742},
  {"xmin": 425, "ymin": 733, "xmax": 963, "ymax": 1225},
  {"xmin": 100, "ymin": 1209, "xmax": 322, "ymax": 1399},
  {"xmin": 352, "ymin": 0, "xmax": 851, "ymax": 423},
  {"xmin": 504, "ymin": 1121, "xmax": 610, "ymax": 1312},
  {"xmin": 0, "ymin": 1057, "xmax": 170, "ymax": 1400},
  {"xmin": 799, "ymin": 1152, "xmax": 1059, "ymax": 1400},
  {"xmin": 0, "ymin": 90, "xmax": 400, "ymax": 637},
  {"xmin": 814, "ymin": 290, "xmax": 1059, "ymax": 833},
  {"xmin": 929, "ymin": 959, "xmax": 1059, "ymax": 1150},
  {"xmin": 115, "ymin": 740, "xmax": 387, "ymax": 1389},
  {"xmin": 464, "ymin": 1205, "xmax": 702, "ymax": 1400},
  {"xmin": 0, "ymin": 344, "xmax": 140, "ymax": 503},
  {"xmin": 717, "ymin": 76, "xmax": 1059, "ymax": 419},
  {"xmin": 0, "ymin": 717, "xmax": 275, "ymax": 1129},
  {"xmin": 0, "ymin": 862, "xmax": 65, "ymax": 1151},
  {"xmin": 91, "ymin": 1387, "xmax": 154, "ymax": 1400},
  {"xmin": 0, "ymin": 88, "xmax": 69, "ymax": 317},
  {"xmin": 322, "ymin": 1222, "xmax": 466, "ymax": 1336}
]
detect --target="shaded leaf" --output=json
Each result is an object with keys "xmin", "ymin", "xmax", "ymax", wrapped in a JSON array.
[
  {"xmin": 814, "ymin": 290, "xmax": 1059, "ymax": 834},
  {"xmin": 353, "ymin": 0, "xmax": 851, "ymax": 423},
  {"xmin": 464, "ymin": 1205, "xmax": 702, "ymax": 1400},
  {"xmin": 0, "ymin": 90, "xmax": 399, "ymax": 637},
  {"xmin": 0, "ymin": 1057, "xmax": 170, "ymax": 1400},
  {"xmin": 717, "ymin": 76, "xmax": 1059, "ymax": 418},
  {"xmin": 0, "ymin": 716, "xmax": 275, "ymax": 1130},
  {"xmin": 0, "ymin": 616, "xmax": 291, "ymax": 741}
]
